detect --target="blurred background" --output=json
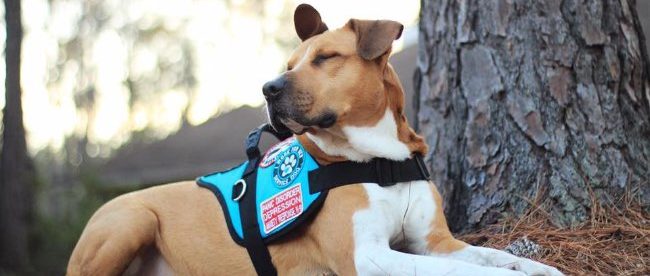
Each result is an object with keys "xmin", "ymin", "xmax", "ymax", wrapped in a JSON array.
[{"xmin": 0, "ymin": 0, "xmax": 648, "ymax": 274}]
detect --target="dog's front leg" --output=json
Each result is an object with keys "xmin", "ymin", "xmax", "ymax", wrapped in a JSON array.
[
  {"xmin": 405, "ymin": 182, "xmax": 564, "ymax": 276},
  {"xmin": 352, "ymin": 183, "xmax": 524, "ymax": 276},
  {"xmin": 427, "ymin": 243, "xmax": 564, "ymax": 276},
  {"xmin": 354, "ymin": 243, "xmax": 526, "ymax": 276}
]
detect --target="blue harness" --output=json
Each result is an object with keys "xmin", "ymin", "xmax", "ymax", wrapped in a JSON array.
[
  {"xmin": 196, "ymin": 124, "xmax": 430, "ymax": 276},
  {"xmin": 197, "ymin": 136, "xmax": 327, "ymax": 244}
]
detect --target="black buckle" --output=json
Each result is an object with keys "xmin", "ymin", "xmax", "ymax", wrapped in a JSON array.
[
  {"xmin": 375, "ymin": 158, "xmax": 396, "ymax": 185},
  {"xmin": 245, "ymin": 126, "xmax": 264, "ymax": 160}
]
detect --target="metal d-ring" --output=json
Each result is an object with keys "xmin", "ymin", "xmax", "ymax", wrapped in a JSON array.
[{"xmin": 233, "ymin": 179, "xmax": 247, "ymax": 201}]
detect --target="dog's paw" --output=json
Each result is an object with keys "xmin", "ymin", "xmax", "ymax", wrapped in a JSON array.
[
  {"xmin": 500, "ymin": 259, "xmax": 563, "ymax": 276},
  {"xmin": 500, "ymin": 269, "xmax": 528, "ymax": 276},
  {"xmin": 462, "ymin": 265, "xmax": 525, "ymax": 276}
]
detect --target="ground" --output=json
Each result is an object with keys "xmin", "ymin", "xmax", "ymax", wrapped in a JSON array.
[{"xmin": 459, "ymin": 195, "xmax": 649, "ymax": 275}]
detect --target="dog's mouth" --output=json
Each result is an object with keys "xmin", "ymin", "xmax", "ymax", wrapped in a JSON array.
[
  {"xmin": 267, "ymin": 104, "xmax": 337, "ymax": 135},
  {"xmin": 279, "ymin": 117, "xmax": 309, "ymax": 134}
]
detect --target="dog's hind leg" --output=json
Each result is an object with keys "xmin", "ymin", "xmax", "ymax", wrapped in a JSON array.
[
  {"xmin": 123, "ymin": 245, "xmax": 173, "ymax": 276},
  {"xmin": 67, "ymin": 193, "xmax": 160, "ymax": 276}
]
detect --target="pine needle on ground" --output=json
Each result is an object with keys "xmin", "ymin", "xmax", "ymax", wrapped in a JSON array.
[{"xmin": 458, "ymin": 194, "xmax": 649, "ymax": 275}]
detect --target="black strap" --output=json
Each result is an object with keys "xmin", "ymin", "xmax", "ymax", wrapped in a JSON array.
[
  {"xmin": 237, "ymin": 124, "xmax": 289, "ymax": 276},
  {"xmin": 239, "ymin": 162, "xmax": 277, "ymax": 276},
  {"xmin": 308, "ymin": 154, "xmax": 430, "ymax": 194}
]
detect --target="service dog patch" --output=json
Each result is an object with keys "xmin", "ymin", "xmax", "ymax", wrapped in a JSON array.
[
  {"xmin": 261, "ymin": 184, "xmax": 303, "ymax": 234},
  {"xmin": 273, "ymin": 145, "xmax": 305, "ymax": 188}
]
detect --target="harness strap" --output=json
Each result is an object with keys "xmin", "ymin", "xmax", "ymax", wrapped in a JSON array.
[
  {"xmin": 237, "ymin": 124, "xmax": 289, "ymax": 276},
  {"xmin": 307, "ymin": 154, "xmax": 431, "ymax": 194},
  {"xmin": 239, "ymin": 160, "xmax": 277, "ymax": 276}
]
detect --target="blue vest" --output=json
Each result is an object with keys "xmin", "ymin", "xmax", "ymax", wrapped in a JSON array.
[{"xmin": 197, "ymin": 137, "xmax": 326, "ymax": 244}]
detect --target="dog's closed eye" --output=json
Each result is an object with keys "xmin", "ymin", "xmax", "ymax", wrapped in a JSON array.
[{"xmin": 312, "ymin": 53, "xmax": 340, "ymax": 66}]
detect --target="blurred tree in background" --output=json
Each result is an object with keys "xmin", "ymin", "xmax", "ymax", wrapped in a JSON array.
[{"xmin": 0, "ymin": 0, "xmax": 35, "ymax": 274}]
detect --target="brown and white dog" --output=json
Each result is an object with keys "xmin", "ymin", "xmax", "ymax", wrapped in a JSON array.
[{"xmin": 68, "ymin": 4, "xmax": 563, "ymax": 276}]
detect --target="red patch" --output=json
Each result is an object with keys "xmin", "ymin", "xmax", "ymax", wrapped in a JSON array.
[
  {"xmin": 259, "ymin": 137, "xmax": 295, "ymax": 168},
  {"xmin": 260, "ymin": 184, "xmax": 303, "ymax": 234}
]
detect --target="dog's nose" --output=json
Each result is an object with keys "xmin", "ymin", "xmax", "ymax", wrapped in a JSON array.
[{"xmin": 263, "ymin": 76, "xmax": 287, "ymax": 99}]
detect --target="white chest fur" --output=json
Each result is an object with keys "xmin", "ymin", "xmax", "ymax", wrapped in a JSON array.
[{"xmin": 352, "ymin": 181, "xmax": 437, "ymax": 253}]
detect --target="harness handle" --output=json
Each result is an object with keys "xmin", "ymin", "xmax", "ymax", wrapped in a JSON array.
[
  {"xmin": 235, "ymin": 123, "xmax": 293, "ymax": 199},
  {"xmin": 245, "ymin": 123, "xmax": 293, "ymax": 161}
]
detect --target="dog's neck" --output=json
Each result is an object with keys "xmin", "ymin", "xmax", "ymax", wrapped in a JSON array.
[
  {"xmin": 295, "ymin": 64, "xmax": 428, "ymax": 164},
  {"xmin": 297, "ymin": 108, "xmax": 415, "ymax": 164}
]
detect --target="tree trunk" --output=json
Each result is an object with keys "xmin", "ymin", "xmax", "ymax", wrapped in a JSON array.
[
  {"xmin": 1, "ymin": 0, "xmax": 34, "ymax": 272},
  {"xmin": 415, "ymin": 0, "xmax": 650, "ymax": 232}
]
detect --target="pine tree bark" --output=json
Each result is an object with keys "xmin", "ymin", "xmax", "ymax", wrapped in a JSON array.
[
  {"xmin": 1, "ymin": 0, "xmax": 34, "ymax": 272},
  {"xmin": 415, "ymin": 0, "xmax": 650, "ymax": 232}
]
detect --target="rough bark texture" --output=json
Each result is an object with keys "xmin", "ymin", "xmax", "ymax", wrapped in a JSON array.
[
  {"xmin": 1, "ymin": 0, "xmax": 34, "ymax": 272},
  {"xmin": 415, "ymin": 0, "xmax": 650, "ymax": 232}
]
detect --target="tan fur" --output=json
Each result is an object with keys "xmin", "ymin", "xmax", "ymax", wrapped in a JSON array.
[
  {"xmin": 383, "ymin": 62, "xmax": 429, "ymax": 155},
  {"xmin": 68, "ymin": 6, "xmax": 464, "ymax": 275},
  {"xmin": 426, "ymin": 184, "xmax": 468, "ymax": 254}
]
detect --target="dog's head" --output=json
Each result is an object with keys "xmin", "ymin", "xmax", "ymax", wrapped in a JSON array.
[{"xmin": 264, "ymin": 4, "xmax": 426, "ymax": 161}]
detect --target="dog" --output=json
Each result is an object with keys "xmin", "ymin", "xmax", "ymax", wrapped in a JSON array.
[{"xmin": 67, "ymin": 4, "xmax": 563, "ymax": 276}]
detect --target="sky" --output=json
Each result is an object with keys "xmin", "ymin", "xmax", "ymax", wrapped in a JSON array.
[{"xmin": 1, "ymin": 0, "xmax": 420, "ymax": 155}]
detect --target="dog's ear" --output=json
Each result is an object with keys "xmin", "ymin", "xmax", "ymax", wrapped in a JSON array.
[
  {"xmin": 294, "ymin": 4, "xmax": 328, "ymax": 41},
  {"xmin": 346, "ymin": 19, "xmax": 403, "ymax": 60}
]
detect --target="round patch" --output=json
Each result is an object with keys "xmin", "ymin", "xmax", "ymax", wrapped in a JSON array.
[
  {"xmin": 273, "ymin": 145, "xmax": 304, "ymax": 188},
  {"xmin": 260, "ymin": 138, "xmax": 295, "ymax": 168}
]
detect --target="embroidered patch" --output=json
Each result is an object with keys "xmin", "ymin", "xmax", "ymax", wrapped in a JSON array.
[
  {"xmin": 260, "ymin": 137, "xmax": 295, "ymax": 168},
  {"xmin": 273, "ymin": 145, "xmax": 304, "ymax": 187},
  {"xmin": 260, "ymin": 184, "xmax": 303, "ymax": 234}
]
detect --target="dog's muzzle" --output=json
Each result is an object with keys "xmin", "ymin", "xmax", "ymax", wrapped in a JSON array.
[{"xmin": 262, "ymin": 75, "xmax": 337, "ymax": 134}]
